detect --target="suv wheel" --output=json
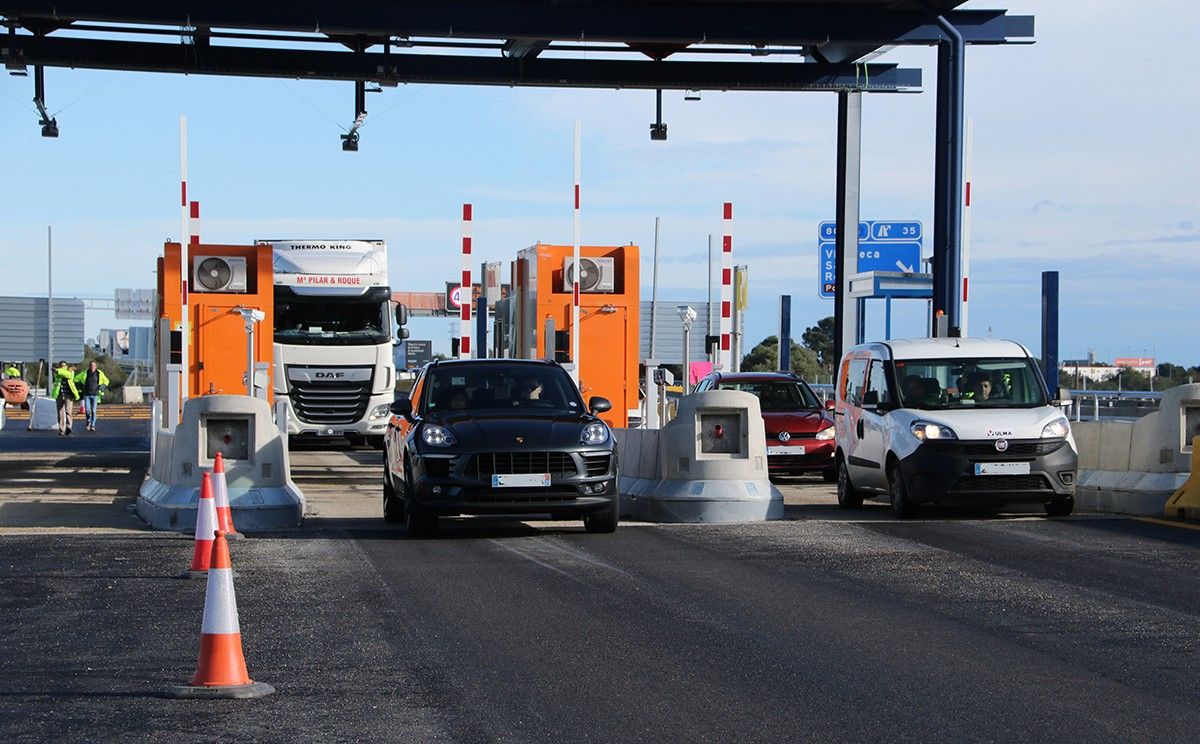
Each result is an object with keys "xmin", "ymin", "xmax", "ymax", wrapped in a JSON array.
[
  {"xmin": 404, "ymin": 472, "xmax": 438, "ymax": 537},
  {"xmin": 583, "ymin": 498, "xmax": 619, "ymax": 534},
  {"xmin": 888, "ymin": 463, "xmax": 918, "ymax": 519},
  {"xmin": 383, "ymin": 470, "xmax": 405, "ymax": 524},
  {"xmin": 836, "ymin": 456, "xmax": 863, "ymax": 509}
]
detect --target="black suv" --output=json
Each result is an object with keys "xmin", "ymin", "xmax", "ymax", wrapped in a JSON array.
[{"xmin": 383, "ymin": 359, "xmax": 618, "ymax": 536}]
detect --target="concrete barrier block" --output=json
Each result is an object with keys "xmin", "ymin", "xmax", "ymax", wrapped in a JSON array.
[
  {"xmin": 1075, "ymin": 469, "xmax": 1187, "ymax": 515},
  {"xmin": 640, "ymin": 430, "xmax": 660, "ymax": 480},
  {"xmin": 1072, "ymin": 422, "xmax": 1100, "ymax": 471},
  {"xmin": 624, "ymin": 429, "xmax": 643, "ymax": 480},
  {"xmin": 1097, "ymin": 421, "xmax": 1133, "ymax": 471},
  {"xmin": 137, "ymin": 394, "xmax": 304, "ymax": 532}
]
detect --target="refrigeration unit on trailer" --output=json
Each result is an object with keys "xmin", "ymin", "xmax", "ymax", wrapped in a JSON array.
[{"xmin": 260, "ymin": 239, "xmax": 403, "ymax": 447}]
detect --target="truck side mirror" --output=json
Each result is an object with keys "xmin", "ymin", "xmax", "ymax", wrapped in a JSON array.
[{"xmin": 394, "ymin": 303, "xmax": 409, "ymax": 326}]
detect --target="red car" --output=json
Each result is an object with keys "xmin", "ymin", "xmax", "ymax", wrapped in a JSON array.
[{"xmin": 694, "ymin": 372, "xmax": 837, "ymax": 481}]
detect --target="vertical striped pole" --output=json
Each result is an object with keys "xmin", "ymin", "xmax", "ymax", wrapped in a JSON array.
[
  {"xmin": 720, "ymin": 202, "xmax": 733, "ymax": 371},
  {"xmin": 961, "ymin": 117, "xmax": 974, "ymax": 336},
  {"xmin": 179, "ymin": 115, "xmax": 190, "ymax": 409},
  {"xmin": 571, "ymin": 120, "xmax": 581, "ymax": 385},
  {"xmin": 460, "ymin": 203, "xmax": 472, "ymax": 359},
  {"xmin": 189, "ymin": 201, "xmax": 200, "ymax": 245}
]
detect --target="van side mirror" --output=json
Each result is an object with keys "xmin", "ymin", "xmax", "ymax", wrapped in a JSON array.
[
  {"xmin": 1054, "ymin": 386, "xmax": 1073, "ymax": 408},
  {"xmin": 862, "ymin": 390, "xmax": 879, "ymax": 410}
]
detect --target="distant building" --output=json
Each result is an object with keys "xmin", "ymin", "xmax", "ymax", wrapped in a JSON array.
[{"xmin": 0, "ymin": 296, "xmax": 85, "ymax": 363}]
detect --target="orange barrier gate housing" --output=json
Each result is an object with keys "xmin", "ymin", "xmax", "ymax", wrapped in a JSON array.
[
  {"xmin": 510, "ymin": 243, "xmax": 640, "ymax": 428},
  {"xmin": 157, "ymin": 243, "xmax": 275, "ymax": 405}
]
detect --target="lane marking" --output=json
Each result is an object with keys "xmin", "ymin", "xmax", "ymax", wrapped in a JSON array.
[{"xmin": 1133, "ymin": 517, "xmax": 1200, "ymax": 533}]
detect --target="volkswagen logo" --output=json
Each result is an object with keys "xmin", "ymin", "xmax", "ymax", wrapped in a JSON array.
[
  {"xmin": 778, "ymin": 431, "xmax": 791, "ymax": 442},
  {"xmin": 994, "ymin": 438, "xmax": 1009, "ymax": 452}
]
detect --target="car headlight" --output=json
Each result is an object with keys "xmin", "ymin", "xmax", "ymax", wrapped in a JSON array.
[
  {"xmin": 421, "ymin": 424, "xmax": 456, "ymax": 447},
  {"xmin": 1041, "ymin": 417, "xmax": 1070, "ymax": 439},
  {"xmin": 911, "ymin": 421, "xmax": 957, "ymax": 441},
  {"xmin": 815, "ymin": 425, "xmax": 836, "ymax": 441},
  {"xmin": 580, "ymin": 422, "xmax": 610, "ymax": 446},
  {"xmin": 369, "ymin": 403, "xmax": 391, "ymax": 420}
]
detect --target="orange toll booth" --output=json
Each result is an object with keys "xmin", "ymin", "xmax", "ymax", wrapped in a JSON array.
[
  {"xmin": 510, "ymin": 243, "xmax": 640, "ymax": 428},
  {"xmin": 157, "ymin": 242, "xmax": 275, "ymax": 403}
]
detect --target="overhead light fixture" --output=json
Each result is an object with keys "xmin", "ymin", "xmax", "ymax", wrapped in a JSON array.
[
  {"xmin": 650, "ymin": 88, "xmax": 667, "ymax": 141},
  {"xmin": 40, "ymin": 118, "xmax": 59, "ymax": 138},
  {"xmin": 684, "ymin": 89, "xmax": 701, "ymax": 102},
  {"xmin": 340, "ymin": 130, "xmax": 359, "ymax": 152}
]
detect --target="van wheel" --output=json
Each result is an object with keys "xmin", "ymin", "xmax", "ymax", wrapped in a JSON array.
[
  {"xmin": 836, "ymin": 457, "xmax": 863, "ymax": 509},
  {"xmin": 1044, "ymin": 497, "xmax": 1074, "ymax": 517},
  {"xmin": 888, "ymin": 463, "xmax": 918, "ymax": 519}
]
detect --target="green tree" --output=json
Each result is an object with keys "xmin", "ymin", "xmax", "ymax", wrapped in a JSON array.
[
  {"xmin": 801, "ymin": 316, "xmax": 835, "ymax": 372},
  {"xmin": 740, "ymin": 336, "xmax": 823, "ymax": 380}
]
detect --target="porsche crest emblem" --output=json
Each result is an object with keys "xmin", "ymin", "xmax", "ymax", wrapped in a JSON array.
[{"xmin": 515, "ymin": 436, "xmax": 524, "ymax": 444}]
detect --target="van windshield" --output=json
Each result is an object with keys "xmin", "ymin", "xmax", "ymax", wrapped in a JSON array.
[{"xmin": 894, "ymin": 357, "xmax": 1048, "ymax": 410}]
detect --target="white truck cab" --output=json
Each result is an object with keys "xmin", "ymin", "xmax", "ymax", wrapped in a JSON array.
[
  {"xmin": 261, "ymin": 239, "xmax": 399, "ymax": 447},
  {"xmin": 834, "ymin": 337, "xmax": 1077, "ymax": 518}
]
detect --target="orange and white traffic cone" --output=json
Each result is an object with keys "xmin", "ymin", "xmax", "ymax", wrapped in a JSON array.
[
  {"xmin": 181, "ymin": 473, "xmax": 219, "ymax": 579},
  {"xmin": 211, "ymin": 452, "xmax": 242, "ymax": 539},
  {"xmin": 169, "ymin": 531, "xmax": 274, "ymax": 699}
]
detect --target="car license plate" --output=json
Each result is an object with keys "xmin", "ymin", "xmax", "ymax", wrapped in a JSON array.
[
  {"xmin": 974, "ymin": 462, "xmax": 1031, "ymax": 476},
  {"xmin": 767, "ymin": 446, "xmax": 805, "ymax": 456},
  {"xmin": 492, "ymin": 473, "xmax": 552, "ymax": 488}
]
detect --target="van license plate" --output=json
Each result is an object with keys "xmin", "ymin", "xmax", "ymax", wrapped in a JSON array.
[
  {"xmin": 767, "ymin": 446, "xmax": 805, "ymax": 456},
  {"xmin": 492, "ymin": 473, "xmax": 552, "ymax": 488},
  {"xmin": 974, "ymin": 462, "xmax": 1031, "ymax": 476}
]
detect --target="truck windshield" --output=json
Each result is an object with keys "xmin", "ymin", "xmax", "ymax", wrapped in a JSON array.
[
  {"xmin": 275, "ymin": 293, "xmax": 389, "ymax": 346},
  {"xmin": 894, "ymin": 357, "xmax": 1048, "ymax": 410}
]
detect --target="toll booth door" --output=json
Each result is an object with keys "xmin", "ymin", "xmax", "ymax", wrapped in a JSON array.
[
  {"xmin": 582, "ymin": 307, "xmax": 628, "ymax": 428},
  {"xmin": 195, "ymin": 305, "xmax": 249, "ymax": 397}
]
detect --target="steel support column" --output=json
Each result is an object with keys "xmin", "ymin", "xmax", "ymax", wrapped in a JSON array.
[
  {"xmin": 929, "ymin": 15, "xmax": 965, "ymax": 336},
  {"xmin": 779, "ymin": 295, "xmax": 792, "ymax": 373},
  {"xmin": 1041, "ymin": 271, "xmax": 1059, "ymax": 394},
  {"xmin": 833, "ymin": 90, "xmax": 862, "ymax": 365}
]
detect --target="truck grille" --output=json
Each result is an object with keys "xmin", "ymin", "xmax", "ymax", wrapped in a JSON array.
[
  {"xmin": 289, "ymin": 378, "xmax": 373, "ymax": 425},
  {"xmin": 466, "ymin": 452, "xmax": 578, "ymax": 480}
]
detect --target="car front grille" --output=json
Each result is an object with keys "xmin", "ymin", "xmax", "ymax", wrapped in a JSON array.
[
  {"xmin": 289, "ymin": 376, "xmax": 373, "ymax": 426},
  {"xmin": 957, "ymin": 439, "xmax": 1065, "ymax": 457},
  {"xmin": 582, "ymin": 453, "xmax": 612, "ymax": 476},
  {"xmin": 466, "ymin": 452, "xmax": 579, "ymax": 480},
  {"xmin": 950, "ymin": 474, "xmax": 1053, "ymax": 492}
]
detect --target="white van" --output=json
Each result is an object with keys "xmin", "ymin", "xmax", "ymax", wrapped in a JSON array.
[{"xmin": 834, "ymin": 338, "xmax": 1077, "ymax": 518}]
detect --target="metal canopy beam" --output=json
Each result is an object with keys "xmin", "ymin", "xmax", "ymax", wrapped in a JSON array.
[
  {"xmin": 2, "ymin": 35, "xmax": 921, "ymax": 90},
  {"xmin": 0, "ymin": 2, "xmax": 1033, "ymax": 48}
]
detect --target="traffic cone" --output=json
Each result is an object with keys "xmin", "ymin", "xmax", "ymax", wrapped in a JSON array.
[
  {"xmin": 211, "ymin": 453, "xmax": 242, "ymax": 539},
  {"xmin": 169, "ymin": 531, "xmax": 274, "ymax": 699},
  {"xmin": 180, "ymin": 473, "xmax": 219, "ymax": 579}
]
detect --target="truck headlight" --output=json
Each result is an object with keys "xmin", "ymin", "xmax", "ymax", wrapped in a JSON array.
[
  {"xmin": 421, "ymin": 424, "xmax": 456, "ymax": 447},
  {"xmin": 580, "ymin": 422, "xmax": 610, "ymax": 445},
  {"xmin": 815, "ymin": 425, "xmax": 836, "ymax": 441},
  {"xmin": 1041, "ymin": 418, "xmax": 1070, "ymax": 439},
  {"xmin": 369, "ymin": 404, "xmax": 391, "ymax": 420},
  {"xmin": 911, "ymin": 421, "xmax": 957, "ymax": 441}
]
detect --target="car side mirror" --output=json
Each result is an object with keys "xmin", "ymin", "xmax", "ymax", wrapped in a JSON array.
[
  {"xmin": 1053, "ymin": 386, "xmax": 1073, "ymax": 408},
  {"xmin": 589, "ymin": 396, "xmax": 612, "ymax": 414},
  {"xmin": 824, "ymin": 399, "xmax": 835, "ymax": 411},
  {"xmin": 389, "ymin": 396, "xmax": 413, "ymax": 420}
]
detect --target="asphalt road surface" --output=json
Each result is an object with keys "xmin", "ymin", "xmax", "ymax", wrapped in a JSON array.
[{"xmin": 2, "ymin": 431, "xmax": 1199, "ymax": 742}]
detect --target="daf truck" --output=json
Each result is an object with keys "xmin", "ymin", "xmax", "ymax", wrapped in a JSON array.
[{"xmin": 260, "ymin": 239, "xmax": 401, "ymax": 447}]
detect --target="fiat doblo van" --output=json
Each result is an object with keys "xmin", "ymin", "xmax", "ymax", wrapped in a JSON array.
[{"xmin": 834, "ymin": 338, "xmax": 1077, "ymax": 518}]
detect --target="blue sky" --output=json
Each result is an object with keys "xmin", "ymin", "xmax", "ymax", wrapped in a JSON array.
[{"xmin": 1, "ymin": 1, "xmax": 1197, "ymax": 365}]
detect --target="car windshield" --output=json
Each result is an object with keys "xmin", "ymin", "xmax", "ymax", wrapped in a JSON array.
[
  {"xmin": 894, "ymin": 357, "xmax": 1048, "ymax": 410},
  {"xmin": 423, "ymin": 364, "xmax": 583, "ymax": 416},
  {"xmin": 716, "ymin": 380, "xmax": 820, "ymax": 412}
]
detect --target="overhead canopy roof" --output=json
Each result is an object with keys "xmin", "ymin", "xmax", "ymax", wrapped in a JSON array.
[{"xmin": 1, "ymin": 1, "xmax": 1033, "ymax": 91}]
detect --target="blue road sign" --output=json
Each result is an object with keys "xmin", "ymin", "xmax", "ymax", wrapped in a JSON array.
[{"xmin": 818, "ymin": 221, "xmax": 923, "ymax": 299}]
